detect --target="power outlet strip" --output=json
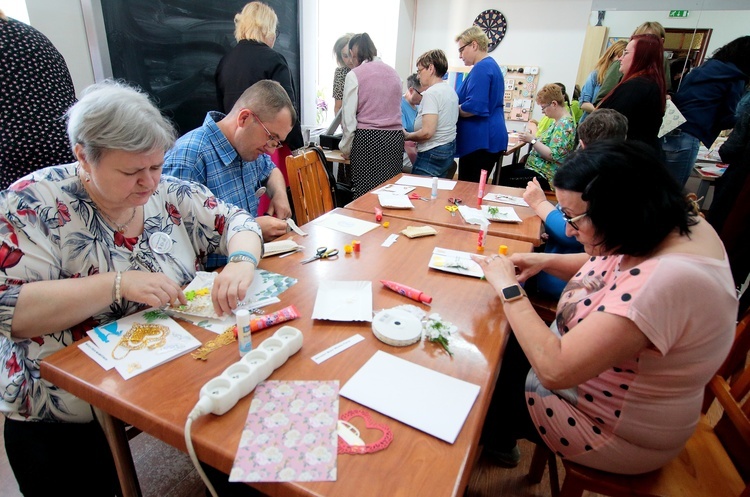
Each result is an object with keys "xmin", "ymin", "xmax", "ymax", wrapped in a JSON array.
[{"xmin": 193, "ymin": 325, "xmax": 303, "ymax": 416}]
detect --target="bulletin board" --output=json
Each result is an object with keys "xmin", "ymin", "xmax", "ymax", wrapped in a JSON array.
[{"xmin": 500, "ymin": 65, "xmax": 540, "ymax": 122}]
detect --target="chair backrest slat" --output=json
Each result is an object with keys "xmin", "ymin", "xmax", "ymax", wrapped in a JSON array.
[{"xmin": 286, "ymin": 150, "xmax": 335, "ymax": 225}]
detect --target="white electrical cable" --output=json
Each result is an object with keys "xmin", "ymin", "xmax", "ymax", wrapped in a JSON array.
[{"xmin": 185, "ymin": 402, "xmax": 220, "ymax": 497}]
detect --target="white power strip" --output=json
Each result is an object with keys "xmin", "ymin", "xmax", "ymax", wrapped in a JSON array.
[{"xmin": 184, "ymin": 325, "xmax": 304, "ymax": 496}]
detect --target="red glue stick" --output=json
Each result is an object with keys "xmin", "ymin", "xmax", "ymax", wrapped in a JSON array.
[
  {"xmin": 374, "ymin": 207, "xmax": 383, "ymax": 222},
  {"xmin": 380, "ymin": 280, "xmax": 432, "ymax": 304},
  {"xmin": 248, "ymin": 305, "xmax": 300, "ymax": 332},
  {"xmin": 477, "ymin": 169, "xmax": 487, "ymax": 207}
]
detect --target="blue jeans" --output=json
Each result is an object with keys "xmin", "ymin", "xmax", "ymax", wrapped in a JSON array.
[
  {"xmin": 412, "ymin": 140, "xmax": 456, "ymax": 178},
  {"xmin": 661, "ymin": 129, "xmax": 700, "ymax": 188}
]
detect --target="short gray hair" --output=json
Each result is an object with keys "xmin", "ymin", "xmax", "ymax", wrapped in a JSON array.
[
  {"xmin": 406, "ymin": 73, "xmax": 420, "ymax": 90},
  {"xmin": 578, "ymin": 109, "xmax": 628, "ymax": 145},
  {"xmin": 232, "ymin": 80, "xmax": 297, "ymax": 124},
  {"xmin": 67, "ymin": 80, "xmax": 176, "ymax": 164}
]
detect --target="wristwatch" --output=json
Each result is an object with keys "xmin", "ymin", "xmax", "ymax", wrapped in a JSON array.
[
  {"xmin": 530, "ymin": 138, "xmax": 537, "ymax": 147},
  {"xmin": 500, "ymin": 284, "xmax": 527, "ymax": 303}
]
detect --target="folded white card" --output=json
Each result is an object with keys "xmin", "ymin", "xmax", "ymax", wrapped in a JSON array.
[
  {"xmin": 316, "ymin": 213, "xmax": 380, "ymax": 237},
  {"xmin": 340, "ymin": 351, "xmax": 480, "ymax": 444},
  {"xmin": 378, "ymin": 194, "xmax": 414, "ymax": 209},
  {"xmin": 312, "ymin": 280, "xmax": 373, "ymax": 322},
  {"xmin": 482, "ymin": 205, "xmax": 522, "ymax": 223}
]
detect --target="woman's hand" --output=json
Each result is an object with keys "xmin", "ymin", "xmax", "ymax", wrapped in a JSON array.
[
  {"xmin": 119, "ymin": 271, "xmax": 186, "ymax": 309},
  {"xmin": 523, "ymin": 177, "xmax": 547, "ymax": 209},
  {"xmin": 508, "ymin": 252, "xmax": 547, "ymax": 283},
  {"xmin": 519, "ymin": 132, "xmax": 535, "ymax": 144},
  {"xmin": 212, "ymin": 261, "xmax": 256, "ymax": 316},
  {"xmin": 471, "ymin": 254, "xmax": 518, "ymax": 293}
]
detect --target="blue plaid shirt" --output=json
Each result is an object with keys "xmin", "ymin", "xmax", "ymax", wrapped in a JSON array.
[{"xmin": 164, "ymin": 111, "xmax": 275, "ymax": 268}]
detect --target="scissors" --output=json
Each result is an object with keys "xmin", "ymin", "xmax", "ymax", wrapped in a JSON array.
[
  {"xmin": 301, "ymin": 246, "xmax": 339, "ymax": 264},
  {"xmin": 408, "ymin": 193, "xmax": 429, "ymax": 202},
  {"xmin": 448, "ymin": 197, "xmax": 463, "ymax": 206},
  {"xmin": 445, "ymin": 205, "xmax": 458, "ymax": 217}
]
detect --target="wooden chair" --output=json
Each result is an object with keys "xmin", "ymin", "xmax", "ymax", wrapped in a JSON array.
[
  {"xmin": 528, "ymin": 309, "xmax": 750, "ymax": 497},
  {"xmin": 286, "ymin": 148, "xmax": 336, "ymax": 225}
]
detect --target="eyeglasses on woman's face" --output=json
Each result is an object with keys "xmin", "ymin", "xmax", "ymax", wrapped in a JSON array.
[
  {"xmin": 249, "ymin": 110, "xmax": 283, "ymax": 149},
  {"xmin": 557, "ymin": 204, "xmax": 588, "ymax": 230},
  {"xmin": 458, "ymin": 42, "xmax": 472, "ymax": 54}
]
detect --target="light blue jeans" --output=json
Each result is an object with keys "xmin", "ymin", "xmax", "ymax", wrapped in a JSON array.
[
  {"xmin": 661, "ymin": 129, "xmax": 701, "ymax": 188},
  {"xmin": 412, "ymin": 140, "xmax": 456, "ymax": 178}
]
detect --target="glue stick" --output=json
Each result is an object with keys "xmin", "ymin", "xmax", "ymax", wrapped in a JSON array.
[
  {"xmin": 477, "ymin": 219, "xmax": 489, "ymax": 252},
  {"xmin": 237, "ymin": 309, "xmax": 252, "ymax": 357},
  {"xmin": 431, "ymin": 177, "xmax": 438, "ymax": 199}
]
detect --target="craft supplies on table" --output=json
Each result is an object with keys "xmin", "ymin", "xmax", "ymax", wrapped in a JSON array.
[{"xmin": 428, "ymin": 247, "xmax": 484, "ymax": 278}]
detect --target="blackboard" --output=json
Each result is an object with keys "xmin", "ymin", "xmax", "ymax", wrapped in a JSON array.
[{"xmin": 100, "ymin": 0, "xmax": 300, "ymax": 135}]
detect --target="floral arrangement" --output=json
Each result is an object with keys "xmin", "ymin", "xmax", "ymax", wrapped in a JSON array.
[
  {"xmin": 422, "ymin": 313, "xmax": 457, "ymax": 356},
  {"xmin": 316, "ymin": 89, "xmax": 328, "ymax": 124}
]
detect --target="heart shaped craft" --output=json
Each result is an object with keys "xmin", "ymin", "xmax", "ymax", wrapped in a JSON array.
[{"xmin": 337, "ymin": 409, "xmax": 393, "ymax": 455}]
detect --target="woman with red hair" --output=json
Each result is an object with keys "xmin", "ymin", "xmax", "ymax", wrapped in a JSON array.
[{"xmin": 599, "ymin": 34, "xmax": 666, "ymax": 153}]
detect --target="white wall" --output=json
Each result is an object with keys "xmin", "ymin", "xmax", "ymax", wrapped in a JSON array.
[
  {"xmin": 600, "ymin": 9, "xmax": 750, "ymax": 56},
  {"xmin": 412, "ymin": 0, "xmax": 593, "ymax": 129}
]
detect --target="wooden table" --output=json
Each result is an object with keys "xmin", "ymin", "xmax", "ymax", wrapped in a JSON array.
[
  {"xmin": 323, "ymin": 148, "xmax": 349, "ymax": 165},
  {"xmin": 345, "ymin": 174, "xmax": 542, "ymax": 246},
  {"xmin": 41, "ymin": 209, "xmax": 533, "ymax": 497}
]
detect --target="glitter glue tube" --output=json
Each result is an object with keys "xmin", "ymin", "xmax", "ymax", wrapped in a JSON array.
[
  {"xmin": 477, "ymin": 169, "xmax": 487, "ymax": 207},
  {"xmin": 380, "ymin": 280, "xmax": 432, "ymax": 304},
  {"xmin": 237, "ymin": 309, "xmax": 252, "ymax": 357},
  {"xmin": 431, "ymin": 177, "xmax": 438, "ymax": 199},
  {"xmin": 374, "ymin": 207, "xmax": 383, "ymax": 222},
  {"xmin": 249, "ymin": 305, "xmax": 300, "ymax": 332},
  {"xmin": 477, "ymin": 219, "xmax": 489, "ymax": 252}
]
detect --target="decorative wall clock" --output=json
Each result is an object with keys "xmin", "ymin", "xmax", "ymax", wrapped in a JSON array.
[{"xmin": 474, "ymin": 9, "xmax": 508, "ymax": 52}]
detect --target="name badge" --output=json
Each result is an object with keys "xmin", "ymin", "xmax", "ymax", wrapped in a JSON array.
[
  {"xmin": 254, "ymin": 186, "xmax": 267, "ymax": 198},
  {"xmin": 149, "ymin": 232, "xmax": 173, "ymax": 254}
]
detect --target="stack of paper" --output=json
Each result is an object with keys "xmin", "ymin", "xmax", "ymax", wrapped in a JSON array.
[
  {"xmin": 81, "ymin": 309, "xmax": 201, "ymax": 379},
  {"xmin": 377, "ymin": 194, "xmax": 414, "ymax": 209}
]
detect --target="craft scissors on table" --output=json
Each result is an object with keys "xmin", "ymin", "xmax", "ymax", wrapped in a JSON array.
[
  {"xmin": 408, "ymin": 193, "xmax": 429, "ymax": 201},
  {"xmin": 301, "ymin": 246, "xmax": 339, "ymax": 264},
  {"xmin": 448, "ymin": 197, "xmax": 462, "ymax": 206},
  {"xmin": 445, "ymin": 205, "xmax": 458, "ymax": 216}
]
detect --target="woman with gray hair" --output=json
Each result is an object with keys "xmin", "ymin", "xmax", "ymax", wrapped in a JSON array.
[{"xmin": 0, "ymin": 80, "xmax": 263, "ymax": 496}]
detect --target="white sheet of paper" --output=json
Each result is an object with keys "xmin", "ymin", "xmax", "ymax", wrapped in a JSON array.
[
  {"xmin": 311, "ymin": 334, "xmax": 365, "ymax": 364},
  {"xmin": 457, "ymin": 205, "xmax": 486, "ymax": 225},
  {"xmin": 340, "ymin": 351, "xmax": 480, "ymax": 444},
  {"xmin": 378, "ymin": 194, "xmax": 414, "ymax": 209},
  {"xmin": 316, "ymin": 213, "xmax": 380, "ymax": 237},
  {"xmin": 381, "ymin": 234, "xmax": 399, "ymax": 247},
  {"xmin": 482, "ymin": 205, "xmax": 522, "ymax": 223},
  {"xmin": 311, "ymin": 280, "xmax": 373, "ymax": 321},
  {"xmin": 428, "ymin": 247, "xmax": 485, "ymax": 278},
  {"xmin": 78, "ymin": 341, "xmax": 114, "ymax": 370},
  {"xmin": 483, "ymin": 192, "xmax": 529, "ymax": 207},
  {"xmin": 371, "ymin": 184, "xmax": 415, "ymax": 195},
  {"xmin": 395, "ymin": 176, "xmax": 456, "ymax": 190}
]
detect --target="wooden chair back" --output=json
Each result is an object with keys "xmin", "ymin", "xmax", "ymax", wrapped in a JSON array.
[
  {"xmin": 703, "ymin": 308, "xmax": 750, "ymax": 412},
  {"xmin": 286, "ymin": 149, "xmax": 336, "ymax": 225}
]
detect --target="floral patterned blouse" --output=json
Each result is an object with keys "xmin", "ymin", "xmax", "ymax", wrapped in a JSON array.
[
  {"xmin": 0, "ymin": 163, "xmax": 262, "ymax": 423},
  {"xmin": 526, "ymin": 115, "xmax": 576, "ymax": 187}
]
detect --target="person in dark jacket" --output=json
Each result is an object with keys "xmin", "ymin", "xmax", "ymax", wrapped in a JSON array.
[{"xmin": 661, "ymin": 36, "xmax": 750, "ymax": 187}]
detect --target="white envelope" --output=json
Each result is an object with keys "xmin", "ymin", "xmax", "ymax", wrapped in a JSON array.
[
  {"xmin": 311, "ymin": 280, "xmax": 373, "ymax": 321},
  {"xmin": 340, "ymin": 351, "xmax": 480, "ymax": 444}
]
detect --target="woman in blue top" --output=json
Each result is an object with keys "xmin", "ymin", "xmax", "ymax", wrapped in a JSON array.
[
  {"xmin": 662, "ymin": 36, "xmax": 750, "ymax": 187},
  {"xmin": 454, "ymin": 26, "xmax": 508, "ymax": 182}
]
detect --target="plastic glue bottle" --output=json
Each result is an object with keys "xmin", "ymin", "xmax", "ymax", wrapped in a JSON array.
[
  {"xmin": 237, "ymin": 309, "xmax": 252, "ymax": 357},
  {"xmin": 431, "ymin": 177, "xmax": 438, "ymax": 199}
]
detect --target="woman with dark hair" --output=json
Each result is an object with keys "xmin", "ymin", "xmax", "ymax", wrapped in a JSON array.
[
  {"xmin": 404, "ymin": 49, "xmax": 458, "ymax": 178},
  {"xmin": 599, "ymin": 34, "xmax": 666, "ymax": 153},
  {"xmin": 340, "ymin": 33, "xmax": 403, "ymax": 197},
  {"xmin": 473, "ymin": 140, "xmax": 736, "ymax": 473},
  {"xmin": 662, "ymin": 36, "xmax": 750, "ymax": 187},
  {"xmin": 332, "ymin": 33, "xmax": 355, "ymax": 115}
]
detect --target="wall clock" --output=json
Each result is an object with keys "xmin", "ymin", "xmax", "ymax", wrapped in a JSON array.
[{"xmin": 474, "ymin": 9, "xmax": 508, "ymax": 52}]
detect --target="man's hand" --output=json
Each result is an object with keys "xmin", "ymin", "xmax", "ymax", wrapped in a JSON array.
[
  {"xmin": 256, "ymin": 215, "xmax": 289, "ymax": 241},
  {"xmin": 266, "ymin": 191, "xmax": 292, "ymax": 220}
]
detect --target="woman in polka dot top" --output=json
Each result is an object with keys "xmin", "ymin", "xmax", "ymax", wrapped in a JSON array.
[{"xmin": 474, "ymin": 140, "xmax": 736, "ymax": 474}]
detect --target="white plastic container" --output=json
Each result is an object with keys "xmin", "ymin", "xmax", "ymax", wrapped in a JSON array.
[
  {"xmin": 431, "ymin": 177, "xmax": 438, "ymax": 199},
  {"xmin": 236, "ymin": 309, "xmax": 252, "ymax": 357}
]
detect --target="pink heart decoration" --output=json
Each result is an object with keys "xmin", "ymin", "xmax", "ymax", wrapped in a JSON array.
[{"xmin": 337, "ymin": 409, "xmax": 394, "ymax": 455}]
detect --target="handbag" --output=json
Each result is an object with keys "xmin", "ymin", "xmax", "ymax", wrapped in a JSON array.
[{"xmin": 658, "ymin": 99, "xmax": 687, "ymax": 138}]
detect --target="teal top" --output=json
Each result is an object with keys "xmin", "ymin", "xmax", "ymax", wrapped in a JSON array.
[{"xmin": 526, "ymin": 115, "xmax": 576, "ymax": 187}]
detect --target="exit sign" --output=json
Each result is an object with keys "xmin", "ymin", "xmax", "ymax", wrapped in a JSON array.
[{"xmin": 669, "ymin": 10, "xmax": 690, "ymax": 18}]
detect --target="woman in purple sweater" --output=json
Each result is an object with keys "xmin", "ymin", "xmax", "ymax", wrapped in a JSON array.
[{"xmin": 340, "ymin": 33, "xmax": 404, "ymax": 198}]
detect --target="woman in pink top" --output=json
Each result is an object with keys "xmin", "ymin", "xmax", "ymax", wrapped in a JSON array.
[
  {"xmin": 340, "ymin": 33, "xmax": 404, "ymax": 198},
  {"xmin": 473, "ymin": 141, "xmax": 736, "ymax": 473}
]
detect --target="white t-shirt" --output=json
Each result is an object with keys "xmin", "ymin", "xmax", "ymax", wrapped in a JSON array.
[{"xmin": 414, "ymin": 81, "xmax": 458, "ymax": 152}]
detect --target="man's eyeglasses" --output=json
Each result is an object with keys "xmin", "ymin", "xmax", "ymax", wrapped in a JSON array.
[
  {"xmin": 557, "ymin": 204, "xmax": 588, "ymax": 230},
  {"xmin": 458, "ymin": 42, "xmax": 471, "ymax": 54},
  {"xmin": 249, "ymin": 110, "xmax": 283, "ymax": 149},
  {"xmin": 413, "ymin": 87, "xmax": 423, "ymax": 96}
]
